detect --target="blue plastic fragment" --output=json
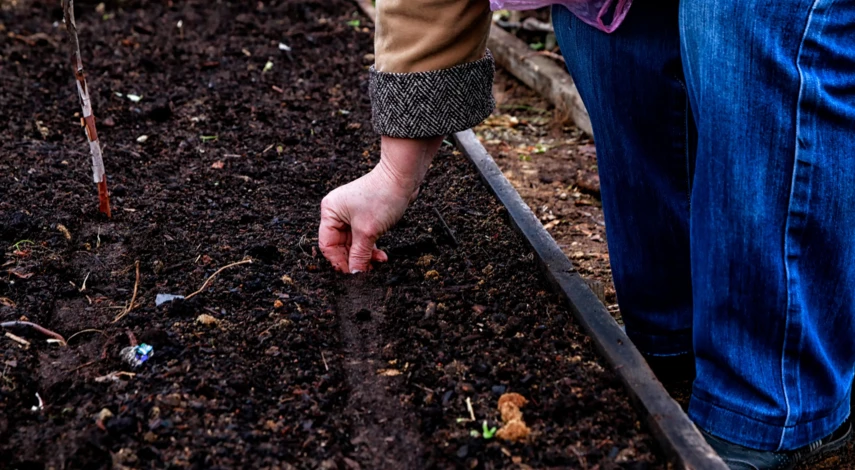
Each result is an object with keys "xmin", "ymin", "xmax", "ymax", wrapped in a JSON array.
[
  {"xmin": 135, "ymin": 344, "xmax": 153, "ymax": 363},
  {"xmin": 121, "ymin": 343, "xmax": 155, "ymax": 368}
]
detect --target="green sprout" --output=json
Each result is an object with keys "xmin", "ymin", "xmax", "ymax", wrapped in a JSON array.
[
  {"xmin": 346, "ymin": 19, "xmax": 361, "ymax": 28},
  {"xmin": 200, "ymin": 135, "xmax": 219, "ymax": 142},
  {"xmin": 529, "ymin": 42, "xmax": 545, "ymax": 51},
  {"xmin": 12, "ymin": 240, "xmax": 35, "ymax": 250},
  {"xmin": 481, "ymin": 421, "xmax": 497, "ymax": 439},
  {"xmin": 534, "ymin": 143, "xmax": 548, "ymax": 154}
]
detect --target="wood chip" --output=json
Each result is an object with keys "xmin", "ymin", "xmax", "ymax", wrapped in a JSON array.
[
  {"xmin": 4, "ymin": 332, "xmax": 30, "ymax": 348},
  {"xmin": 57, "ymin": 224, "xmax": 72, "ymax": 240},
  {"xmin": 94, "ymin": 371, "xmax": 136, "ymax": 383}
]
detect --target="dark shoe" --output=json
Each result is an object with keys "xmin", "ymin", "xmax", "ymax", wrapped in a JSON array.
[{"xmin": 701, "ymin": 417, "xmax": 852, "ymax": 470}]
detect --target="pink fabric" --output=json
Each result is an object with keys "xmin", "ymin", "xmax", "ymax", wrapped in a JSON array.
[{"xmin": 490, "ymin": 0, "xmax": 632, "ymax": 33}]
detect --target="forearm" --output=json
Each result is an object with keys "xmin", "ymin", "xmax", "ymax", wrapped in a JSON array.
[{"xmin": 375, "ymin": 136, "xmax": 444, "ymax": 195}]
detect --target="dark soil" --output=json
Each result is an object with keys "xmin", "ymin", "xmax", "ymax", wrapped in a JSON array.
[{"xmin": 0, "ymin": 1, "xmax": 661, "ymax": 468}]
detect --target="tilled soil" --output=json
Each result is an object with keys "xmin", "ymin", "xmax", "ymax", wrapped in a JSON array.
[{"xmin": 0, "ymin": 1, "xmax": 660, "ymax": 469}]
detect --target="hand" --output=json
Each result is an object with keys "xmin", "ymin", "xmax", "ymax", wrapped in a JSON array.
[{"xmin": 319, "ymin": 136, "xmax": 443, "ymax": 273}]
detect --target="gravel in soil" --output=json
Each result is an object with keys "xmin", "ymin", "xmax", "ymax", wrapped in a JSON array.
[
  {"xmin": 0, "ymin": 1, "xmax": 661, "ymax": 468},
  {"xmin": 485, "ymin": 69, "xmax": 855, "ymax": 469}
]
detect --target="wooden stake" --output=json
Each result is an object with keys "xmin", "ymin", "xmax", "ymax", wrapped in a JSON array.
[{"xmin": 61, "ymin": 0, "xmax": 112, "ymax": 217}]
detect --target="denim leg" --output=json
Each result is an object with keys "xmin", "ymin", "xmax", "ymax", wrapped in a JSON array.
[
  {"xmin": 681, "ymin": 0, "xmax": 855, "ymax": 450},
  {"xmin": 552, "ymin": 0, "xmax": 694, "ymax": 356}
]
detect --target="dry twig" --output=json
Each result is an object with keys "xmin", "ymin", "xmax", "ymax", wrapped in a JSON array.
[
  {"xmin": 433, "ymin": 207, "xmax": 459, "ymax": 246},
  {"xmin": 5, "ymin": 332, "xmax": 31, "ymax": 347},
  {"xmin": 66, "ymin": 328, "xmax": 105, "ymax": 344},
  {"xmin": 185, "ymin": 258, "xmax": 253, "ymax": 300},
  {"xmin": 1, "ymin": 321, "xmax": 66, "ymax": 345},
  {"xmin": 112, "ymin": 261, "xmax": 140, "ymax": 323},
  {"xmin": 61, "ymin": 0, "xmax": 112, "ymax": 217}
]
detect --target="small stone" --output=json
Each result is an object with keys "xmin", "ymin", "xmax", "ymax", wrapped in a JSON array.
[
  {"xmin": 424, "ymin": 302, "xmax": 437, "ymax": 320},
  {"xmin": 195, "ymin": 314, "xmax": 218, "ymax": 326},
  {"xmin": 355, "ymin": 309, "xmax": 371, "ymax": 322},
  {"xmin": 615, "ymin": 447, "xmax": 636, "ymax": 463},
  {"xmin": 273, "ymin": 299, "xmax": 284, "ymax": 309},
  {"xmin": 96, "ymin": 408, "xmax": 113, "ymax": 423},
  {"xmin": 460, "ymin": 382, "xmax": 475, "ymax": 394},
  {"xmin": 424, "ymin": 270, "xmax": 440, "ymax": 281},
  {"xmin": 143, "ymin": 431, "xmax": 157, "ymax": 443}
]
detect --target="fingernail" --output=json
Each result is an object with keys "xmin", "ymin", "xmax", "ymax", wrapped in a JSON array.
[{"xmin": 351, "ymin": 269, "xmax": 363, "ymax": 274}]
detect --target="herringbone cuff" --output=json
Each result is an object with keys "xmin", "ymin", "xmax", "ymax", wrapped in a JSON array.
[{"xmin": 370, "ymin": 51, "xmax": 496, "ymax": 138}]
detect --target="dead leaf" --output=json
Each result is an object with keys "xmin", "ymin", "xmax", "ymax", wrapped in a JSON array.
[
  {"xmin": 377, "ymin": 369, "xmax": 402, "ymax": 377},
  {"xmin": 195, "ymin": 314, "xmax": 219, "ymax": 326},
  {"xmin": 0, "ymin": 297, "xmax": 16, "ymax": 308},
  {"xmin": 543, "ymin": 220, "xmax": 561, "ymax": 231}
]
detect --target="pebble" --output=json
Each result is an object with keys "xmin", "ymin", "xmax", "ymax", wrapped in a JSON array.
[{"xmin": 424, "ymin": 302, "xmax": 436, "ymax": 320}]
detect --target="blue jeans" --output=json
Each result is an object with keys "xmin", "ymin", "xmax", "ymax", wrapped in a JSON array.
[{"xmin": 553, "ymin": 0, "xmax": 855, "ymax": 451}]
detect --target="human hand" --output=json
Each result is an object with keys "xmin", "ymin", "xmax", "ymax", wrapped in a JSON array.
[{"xmin": 319, "ymin": 136, "xmax": 443, "ymax": 273}]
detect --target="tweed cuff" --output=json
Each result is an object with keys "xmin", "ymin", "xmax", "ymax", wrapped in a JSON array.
[{"xmin": 369, "ymin": 51, "xmax": 496, "ymax": 138}]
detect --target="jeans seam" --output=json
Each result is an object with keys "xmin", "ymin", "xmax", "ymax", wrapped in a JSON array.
[
  {"xmin": 779, "ymin": 0, "xmax": 825, "ymax": 451},
  {"xmin": 693, "ymin": 390, "xmax": 846, "ymax": 429}
]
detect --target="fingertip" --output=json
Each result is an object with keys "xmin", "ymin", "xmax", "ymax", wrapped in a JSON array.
[{"xmin": 372, "ymin": 249, "xmax": 388, "ymax": 263}]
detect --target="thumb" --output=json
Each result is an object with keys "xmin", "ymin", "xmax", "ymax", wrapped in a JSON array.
[{"xmin": 348, "ymin": 232, "xmax": 377, "ymax": 274}]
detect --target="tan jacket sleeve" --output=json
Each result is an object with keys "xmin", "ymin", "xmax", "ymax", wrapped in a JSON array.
[{"xmin": 369, "ymin": 0, "xmax": 496, "ymax": 138}]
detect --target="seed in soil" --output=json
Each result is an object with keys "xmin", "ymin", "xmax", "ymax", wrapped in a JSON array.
[{"xmin": 355, "ymin": 308, "xmax": 372, "ymax": 322}]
